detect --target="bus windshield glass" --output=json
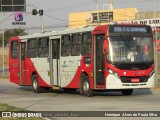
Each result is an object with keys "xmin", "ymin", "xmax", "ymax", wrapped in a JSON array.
[{"xmin": 107, "ymin": 36, "xmax": 154, "ymax": 63}]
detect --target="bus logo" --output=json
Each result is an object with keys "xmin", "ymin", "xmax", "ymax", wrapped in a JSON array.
[{"xmin": 62, "ymin": 61, "xmax": 68, "ymax": 67}]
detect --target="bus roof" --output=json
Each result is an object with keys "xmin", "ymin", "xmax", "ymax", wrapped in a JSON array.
[
  {"xmin": 17, "ymin": 25, "xmax": 96, "ymax": 40},
  {"xmin": 10, "ymin": 23, "xmax": 151, "ymax": 41}
]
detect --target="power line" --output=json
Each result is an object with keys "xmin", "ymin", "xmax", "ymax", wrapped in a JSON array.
[
  {"xmin": 0, "ymin": 24, "xmax": 68, "ymax": 31},
  {"xmin": 44, "ymin": 13, "xmax": 69, "ymax": 22},
  {"xmin": 1, "ymin": 0, "xmax": 159, "ymax": 32},
  {"xmin": 44, "ymin": 13, "xmax": 86, "ymax": 23},
  {"xmin": 0, "ymin": 14, "xmax": 13, "ymax": 24},
  {"xmin": 45, "ymin": 1, "xmax": 94, "ymax": 12}
]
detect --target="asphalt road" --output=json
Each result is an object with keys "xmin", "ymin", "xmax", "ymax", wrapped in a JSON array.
[{"xmin": 0, "ymin": 79, "xmax": 160, "ymax": 120}]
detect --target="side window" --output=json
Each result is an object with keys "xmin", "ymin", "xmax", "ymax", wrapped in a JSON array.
[
  {"xmin": 61, "ymin": 35, "xmax": 70, "ymax": 56},
  {"xmin": 81, "ymin": 32, "xmax": 92, "ymax": 55},
  {"xmin": 21, "ymin": 43, "xmax": 26, "ymax": 60},
  {"xmin": 11, "ymin": 41, "xmax": 18, "ymax": 59},
  {"xmin": 53, "ymin": 40, "xmax": 60, "ymax": 59},
  {"xmin": 38, "ymin": 38, "xmax": 49, "ymax": 58},
  {"xmin": 27, "ymin": 39, "xmax": 38, "ymax": 58},
  {"xmin": 71, "ymin": 34, "xmax": 81, "ymax": 56}
]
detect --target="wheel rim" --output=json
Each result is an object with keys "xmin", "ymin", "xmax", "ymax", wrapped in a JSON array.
[
  {"xmin": 83, "ymin": 81, "xmax": 89, "ymax": 93},
  {"xmin": 33, "ymin": 79, "xmax": 38, "ymax": 90}
]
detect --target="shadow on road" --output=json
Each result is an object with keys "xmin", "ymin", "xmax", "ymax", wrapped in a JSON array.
[{"xmin": 18, "ymin": 86, "xmax": 153, "ymax": 97}]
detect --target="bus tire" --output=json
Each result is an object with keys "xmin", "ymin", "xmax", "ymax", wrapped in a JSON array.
[
  {"xmin": 121, "ymin": 89, "xmax": 133, "ymax": 95},
  {"xmin": 31, "ymin": 74, "xmax": 42, "ymax": 93},
  {"xmin": 42, "ymin": 87, "xmax": 50, "ymax": 93},
  {"xmin": 81, "ymin": 76, "xmax": 94, "ymax": 97}
]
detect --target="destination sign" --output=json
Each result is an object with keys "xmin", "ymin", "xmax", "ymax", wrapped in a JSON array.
[{"xmin": 109, "ymin": 25, "xmax": 151, "ymax": 33}]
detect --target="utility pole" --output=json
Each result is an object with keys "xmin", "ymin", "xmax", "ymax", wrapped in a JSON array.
[
  {"xmin": 103, "ymin": 0, "xmax": 113, "ymax": 10},
  {"xmin": 96, "ymin": 0, "xmax": 99, "ymax": 24},
  {"xmin": 40, "ymin": 16, "xmax": 44, "ymax": 32},
  {"xmin": 110, "ymin": 0, "xmax": 113, "ymax": 10},
  {"xmin": 1, "ymin": 12, "xmax": 5, "ymax": 76},
  {"xmin": 2, "ymin": 13, "xmax": 4, "ymax": 76},
  {"xmin": 153, "ymin": 0, "xmax": 159, "ymax": 86}
]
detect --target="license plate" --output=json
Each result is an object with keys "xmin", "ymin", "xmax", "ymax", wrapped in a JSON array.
[{"xmin": 131, "ymin": 78, "xmax": 140, "ymax": 83}]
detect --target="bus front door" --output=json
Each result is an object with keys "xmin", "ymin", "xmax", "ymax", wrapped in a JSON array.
[
  {"xmin": 20, "ymin": 42, "xmax": 26, "ymax": 85},
  {"xmin": 94, "ymin": 34, "xmax": 105, "ymax": 87},
  {"xmin": 51, "ymin": 39, "xmax": 60, "ymax": 86}
]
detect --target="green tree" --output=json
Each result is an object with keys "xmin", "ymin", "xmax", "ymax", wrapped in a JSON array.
[{"xmin": 0, "ymin": 28, "xmax": 27, "ymax": 47}]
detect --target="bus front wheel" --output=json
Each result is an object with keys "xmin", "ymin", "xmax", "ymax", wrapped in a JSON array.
[
  {"xmin": 31, "ymin": 74, "xmax": 42, "ymax": 93},
  {"xmin": 121, "ymin": 89, "xmax": 133, "ymax": 95},
  {"xmin": 81, "ymin": 76, "xmax": 94, "ymax": 97}
]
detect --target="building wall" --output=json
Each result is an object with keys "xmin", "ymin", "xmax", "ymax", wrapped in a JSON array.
[
  {"xmin": 136, "ymin": 11, "xmax": 160, "ymax": 19},
  {"xmin": 69, "ymin": 8, "xmax": 138, "ymax": 29}
]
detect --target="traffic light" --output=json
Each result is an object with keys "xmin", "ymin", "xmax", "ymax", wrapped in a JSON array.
[
  {"xmin": 32, "ymin": 9, "xmax": 43, "ymax": 16},
  {"xmin": 32, "ymin": 9, "xmax": 38, "ymax": 15},
  {"xmin": 39, "ymin": 10, "xmax": 43, "ymax": 16}
]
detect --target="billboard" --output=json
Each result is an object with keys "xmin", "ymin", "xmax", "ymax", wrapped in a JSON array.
[
  {"xmin": 0, "ymin": 0, "xmax": 26, "ymax": 12},
  {"xmin": 87, "ymin": 12, "xmax": 113, "ymax": 23}
]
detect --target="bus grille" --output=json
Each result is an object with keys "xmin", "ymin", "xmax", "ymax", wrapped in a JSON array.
[{"xmin": 120, "ymin": 76, "xmax": 149, "ymax": 83}]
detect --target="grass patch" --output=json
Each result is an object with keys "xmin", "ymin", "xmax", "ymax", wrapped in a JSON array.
[
  {"xmin": 0, "ymin": 103, "xmax": 24, "ymax": 111},
  {"xmin": 0, "ymin": 103, "xmax": 44, "ymax": 120},
  {"xmin": 0, "ymin": 74, "xmax": 9, "ymax": 79}
]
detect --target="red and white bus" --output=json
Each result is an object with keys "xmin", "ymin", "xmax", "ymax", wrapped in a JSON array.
[{"xmin": 9, "ymin": 24, "xmax": 155, "ymax": 96}]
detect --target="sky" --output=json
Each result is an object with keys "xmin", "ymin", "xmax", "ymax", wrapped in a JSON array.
[{"xmin": 1, "ymin": 0, "xmax": 160, "ymax": 34}]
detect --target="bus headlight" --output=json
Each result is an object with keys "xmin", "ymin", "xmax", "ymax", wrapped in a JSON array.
[
  {"xmin": 108, "ymin": 69, "xmax": 113, "ymax": 74},
  {"xmin": 108, "ymin": 69, "xmax": 120, "ymax": 78}
]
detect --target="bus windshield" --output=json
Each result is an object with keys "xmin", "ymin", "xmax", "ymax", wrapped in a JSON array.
[{"xmin": 107, "ymin": 36, "xmax": 154, "ymax": 63}]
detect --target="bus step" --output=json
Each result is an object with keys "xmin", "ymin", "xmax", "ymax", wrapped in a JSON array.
[{"xmin": 52, "ymin": 86, "xmax": 60, "ymax": 90}]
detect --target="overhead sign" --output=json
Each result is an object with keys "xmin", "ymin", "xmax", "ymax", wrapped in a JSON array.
[
  {"xmin": 0, "ymin": 0, "xmax": 26, "ymax": 12},
  {"xmin": 118, "ymin": 18, "xmax": 160, "ymax": 28}
]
